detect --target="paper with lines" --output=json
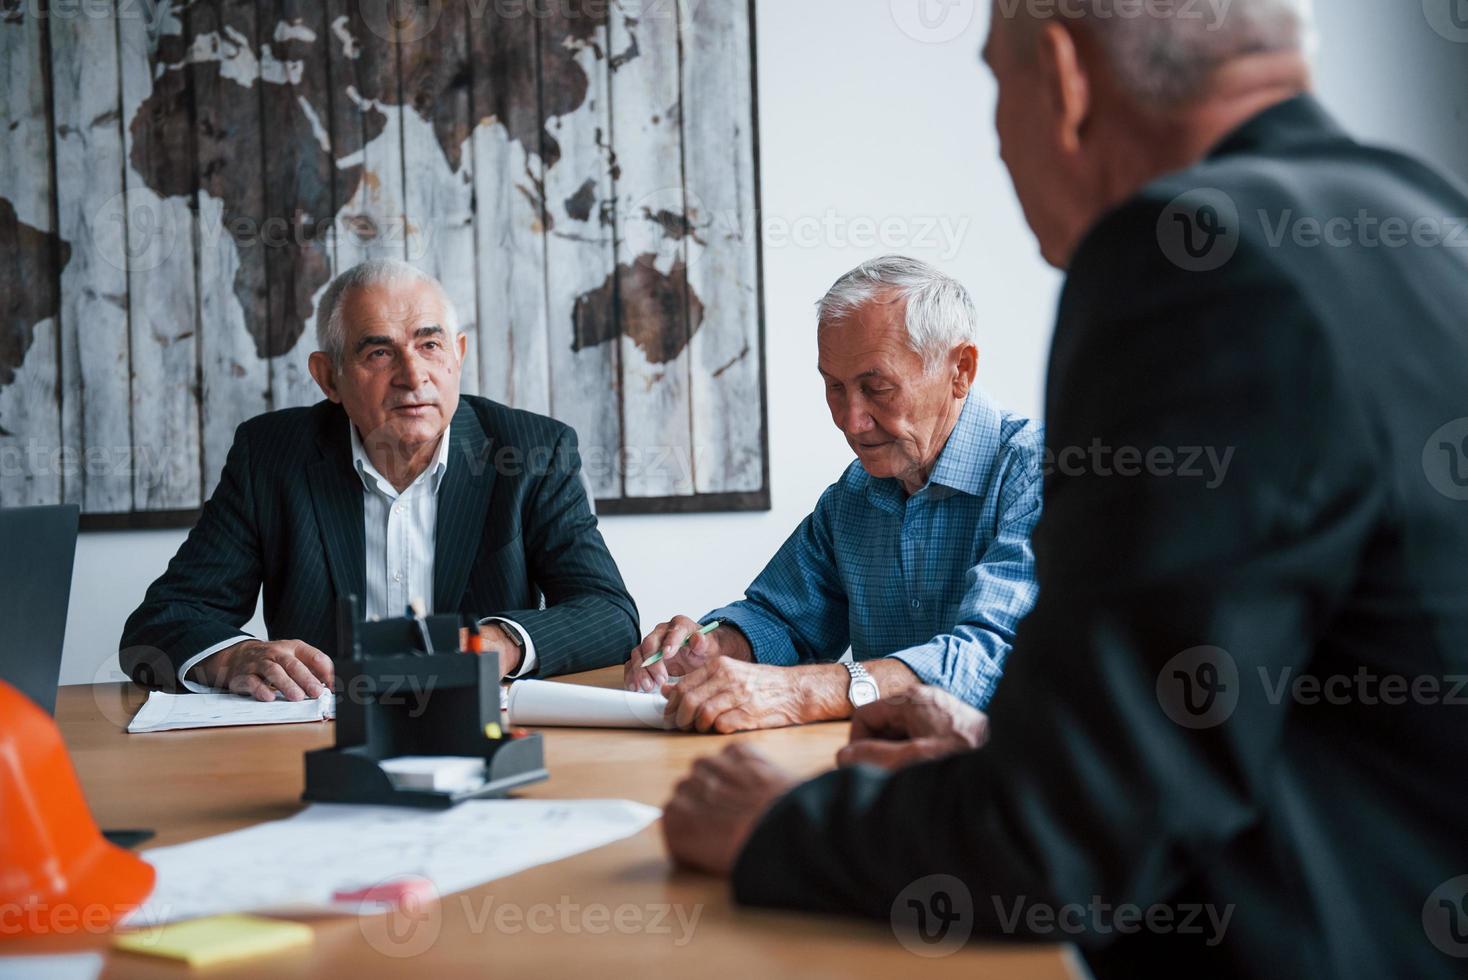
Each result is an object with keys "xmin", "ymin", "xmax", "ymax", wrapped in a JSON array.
[
  {"xmin": 126, "ymin": 691, "xmax": 335, "ymax": 734},
  {"xmin": 125, "ymin": 799, "xmax": 661, "ymax": 925}
]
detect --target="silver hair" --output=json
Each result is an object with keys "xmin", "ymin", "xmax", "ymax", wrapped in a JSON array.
[
  {"xmin": 1041, "ymin": 0, "xmax": 1315, "ymax": 107},
  {"xmin": 816, "ymin": 255, "xmax": 981, "ymax": 374},
  {"xmin": 314, "ymin": 258, "xmax": 460, "ymax": 366}
]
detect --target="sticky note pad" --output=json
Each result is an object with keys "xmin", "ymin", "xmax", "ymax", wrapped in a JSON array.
[{"xmin": 114, "ymin": 914, "xmax": 312, "ymax": 967}]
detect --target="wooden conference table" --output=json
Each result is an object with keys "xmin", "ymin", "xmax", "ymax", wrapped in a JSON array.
[{"xmin": 19, "ymin": 668, "xmax": 1084, "ymax": 978}]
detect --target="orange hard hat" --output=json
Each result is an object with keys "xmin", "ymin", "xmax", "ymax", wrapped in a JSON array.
[{"xmin": 0, "ymin": 679, "xmax": 154, "ymax": 938}]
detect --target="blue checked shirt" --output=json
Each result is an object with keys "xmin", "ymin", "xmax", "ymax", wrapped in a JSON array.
[{"xmin": 705, "ymin": 392, "xmax": 1043, "ymax": 708}]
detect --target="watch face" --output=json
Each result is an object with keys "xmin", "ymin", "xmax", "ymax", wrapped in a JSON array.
[{"xmin": 851, "ymin": 679, "xmax": 880, "ymax": 707}]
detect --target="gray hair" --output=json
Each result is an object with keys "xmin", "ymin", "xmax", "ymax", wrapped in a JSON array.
[
  {"xmin": 816, "ymin": 255, "xmax": 981, "ymax": 374},
  {"xmin": 315, "ymin": 258, "xmax": 460, "ymax": 366},
  {"xmin": 1034, "ymin": 0, "xmax": 1315, "ymax": 107}
]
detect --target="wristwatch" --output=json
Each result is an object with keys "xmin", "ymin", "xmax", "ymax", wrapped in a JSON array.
[{"xmin": 843, "ymin": 660, "xmax": 880, "ymax": 708}]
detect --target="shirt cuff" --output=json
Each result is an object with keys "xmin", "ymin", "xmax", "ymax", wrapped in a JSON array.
[
  {"xmin": 703, "ymin": 606, "xmax": 800, "ymax": 667},
  {"xmin": 480, "ymin": 617, "xmax": 536, "ymax": 677},
  {"xmin": 887, "ymin": 642, "xmax": 1005, "ymax": 710},
  {"xmin": 177, "ymin": 635, "xmax": 253, "ymax": 694}
]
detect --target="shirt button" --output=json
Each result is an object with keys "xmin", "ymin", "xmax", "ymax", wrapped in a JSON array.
[
  {"xmin": 910, "ymin": 598, "xmax": 921, "ymax": 610},
  {"xmin": 394, "ymin": 571, "xmax": 403, "ymax": 583}
]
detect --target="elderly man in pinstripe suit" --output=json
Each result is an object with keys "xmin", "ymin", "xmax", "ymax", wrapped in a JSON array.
[{"xmin": 121, "ymin": 259, "xmax": 638, "ymax": 700}]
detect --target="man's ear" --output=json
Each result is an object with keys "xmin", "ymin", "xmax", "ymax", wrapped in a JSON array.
[
  {"xmin": 308, "ymin": 351, "xmax": 342, "ymax": 403},
  {"xmin": 952, "ymin": 343, "xmax": 979, "ymax": 398},
  {"xmin": 1036, "ymin": 21, "xmax": 1091, "ymax": 156},
  {"xmin": 456, "ymin": 331, "xmax": 468, "ymax": 365}
]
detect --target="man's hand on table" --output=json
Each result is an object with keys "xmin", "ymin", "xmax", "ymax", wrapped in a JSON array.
[
  {"xmin": 624, "ymin": 615, "xmax": 753, "ymax": 692},
  {"xmin": 661, "ymin": 657, "xmax": 816, "ymax": 733},
  {"xmin": 188, "ymin": 638, "xmax": 333, "ymax": 701},
  {"xmin": 660, "ymin": 654, "xmax": 924, "ymax": 734},
  {"xmin": 663, "ymin": 743, "xmax": 800, "ymax": 876},
  {"xmin": 837, "ymin": 687, "xmax": 990, "ymax": 770}
]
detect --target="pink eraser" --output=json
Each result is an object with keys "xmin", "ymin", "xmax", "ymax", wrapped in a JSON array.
[{"xmin": 333, "ymin": 876, "xmax": 437, "ymax": 907}]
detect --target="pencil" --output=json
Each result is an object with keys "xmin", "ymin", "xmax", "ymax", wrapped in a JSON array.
[{"xmin": 641, "ymin": 620, "xmax": 722, "ymax": 667}]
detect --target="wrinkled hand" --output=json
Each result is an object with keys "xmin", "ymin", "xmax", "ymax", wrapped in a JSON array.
[
  {"xmin": 663, "ymin": 743, "xmax": 800, "ymax": 876},
  {"xmin": 192, "ymin": 638, "xmax": 333, "ymax": 702},
  {"xmin": 625, "ymin": 616, "xmax": 752, "ymax": 693},
  {"xmin": 836, "ymin": 687, "xmax": 989, "ymax": 770},
  {"xmin": 662, "ymin": 657, "xmax": 806, "ymax": 733}
]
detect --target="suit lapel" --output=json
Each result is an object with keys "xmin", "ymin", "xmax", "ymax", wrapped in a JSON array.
[
  {"xmin": 434, "ymin": 400, "xmax": 496, "ymax": 613},
  {"xmin": 306, "ymin": 404, "xmax": 366, "ymax": 607}
]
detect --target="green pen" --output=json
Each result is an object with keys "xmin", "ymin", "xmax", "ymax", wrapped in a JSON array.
[{"xmin": 642, "ymin": 620, "xmax": 721, "ymax": 667}]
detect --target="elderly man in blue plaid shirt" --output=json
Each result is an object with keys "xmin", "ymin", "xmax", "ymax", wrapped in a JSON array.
[{"xmin": 625, "ymin": 255, "xmax": 1043, "ymax": 733}]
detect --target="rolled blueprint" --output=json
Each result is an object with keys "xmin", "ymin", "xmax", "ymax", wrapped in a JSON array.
[{"xmin": 505, "ymin": 680, "xmax": 675, "ymax": 730}]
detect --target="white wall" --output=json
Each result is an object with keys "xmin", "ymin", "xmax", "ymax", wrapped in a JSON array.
[
  {"xmin": 1313, "ymin": 0, "xmax": 1468, "ymax": 185},
  {"xmin": 59, "ymin": 0, "xmax": 1468, "ymax": 685}
]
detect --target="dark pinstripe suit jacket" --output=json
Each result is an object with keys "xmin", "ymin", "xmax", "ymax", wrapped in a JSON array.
[{"xmin": 120, "ymin": 396, "xmax": 639, "ymax": 691}]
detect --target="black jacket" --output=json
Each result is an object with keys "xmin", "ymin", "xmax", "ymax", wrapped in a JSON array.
[
  {"xmin": 732, "ymin": 97, "xmax": 1468, "ymax": 979},
  {"xmin": 121, "ymin": 396, "xmax": 639, "ymax": 689}
]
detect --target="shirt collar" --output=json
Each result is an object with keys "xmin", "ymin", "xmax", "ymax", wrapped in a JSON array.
[
  {"xmin": 350, "ymin": 419, "xmax": 452, "ymax": 498},
  {"xmin": 863, "ymin": 390, "xmax": 1002, "ymax": 511},
  {"xmin": 925, "ymin": 391, "xmax": 1002, "ymax": 497}
]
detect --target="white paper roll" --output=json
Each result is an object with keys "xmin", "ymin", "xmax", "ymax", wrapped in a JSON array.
[{"xmin": 506, "ymin": 680, "xmax": 675, "ymax": 730}]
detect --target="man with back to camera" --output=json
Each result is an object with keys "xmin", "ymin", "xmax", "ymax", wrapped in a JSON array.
[
  {"xmin": 624, "ymin": 255, "xmax": 1044, "ymax": 732},
  {"xmin": 121, "ymin": 258, "xmax": 639, "ymax": 698},
  {"xmin": 657, "ymin": 2, "xmax": 1468, "ymax": 977}
]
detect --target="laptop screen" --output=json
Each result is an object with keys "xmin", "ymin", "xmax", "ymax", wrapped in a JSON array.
[{"xmin": 0, "ymin": 504, "xmax": 79, "ymax": 715}]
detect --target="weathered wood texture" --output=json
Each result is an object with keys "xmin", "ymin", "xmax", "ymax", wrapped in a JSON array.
[
  {"xmin": 609, "ymin": 0, "xmax": 695, "ymax": 498},
  {"xmin": 119, "ymin": 3, "xmax": 202, "ymax": 509},
  {"xmin": 0, "ymin": 7, "xmax": 64, "ymax": 506},
  {"xmin": 49, "ymin": 1, "xmax": 132, "ymax": 513},
  {"xmin": 1, "ymin": 0, "xmax": 767, "ymax": 524}
]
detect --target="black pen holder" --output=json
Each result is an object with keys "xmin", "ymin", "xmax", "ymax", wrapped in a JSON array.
[{"xmin": 302, "ymin": 595, "xmax": 548, "ymax": 808}]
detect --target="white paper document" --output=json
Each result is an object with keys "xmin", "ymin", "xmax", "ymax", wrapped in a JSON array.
[
  {"xmin": 126, "ymin": 690, "xmax": 335, "ymax": 734},
  {"xmin": 379, "ymin": 755, "xmax": 486, "ymax": 793},
  {"xmin": 0, "ymin": 954, "xmax": 103, "ymax": 980},
  {"xmin": 506, "ymin": 679, "xmax": 674, "ymax": 729},
  {"xmin": 126, "ymin": 799, "xmax": 661, "ymax": 925}
]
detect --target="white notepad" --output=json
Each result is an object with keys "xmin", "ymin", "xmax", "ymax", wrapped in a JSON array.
[
  {"xmin": 126, "ymin": 691, "xmax": 335, "ymax": 734},
  {"xmin": 505, "ymin": 679, "xmax": 673, "ymax": 729}
]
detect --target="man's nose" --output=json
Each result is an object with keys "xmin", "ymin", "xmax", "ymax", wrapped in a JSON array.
[
  {"xmin": 395, "ymin": 350, "xmax": 429, "ymax": 388},
  {"xmin": 840, "ymin": 400, "xmax": 875, "ymax": 435}
]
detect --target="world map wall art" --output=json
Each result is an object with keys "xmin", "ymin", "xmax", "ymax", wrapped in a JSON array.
[{"xmin": 0, "ymin": 0, "xmax": 768, "ymax": 527}]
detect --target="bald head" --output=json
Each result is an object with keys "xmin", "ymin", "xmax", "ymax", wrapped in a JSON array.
[
  {"xmin": 997, "ymin": 0, "xmax": 1313, "ymax": 107},
  {"xmin": 984, "ymin": 0, "xmax": 1314, "ymax": 267}
]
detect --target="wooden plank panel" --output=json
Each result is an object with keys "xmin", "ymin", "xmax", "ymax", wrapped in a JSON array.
[
  {"xmin": 328, "ymin": 2, "xmax": 408, "ymax": 272},
  {"xmin": 607, "ymin": 0, "xmax": 695, "ymax": 498},
  {"xmin": 682, "ymin": 0, "xmax": 765, "ymax": 495},
  {"xmin": 540, "ymin": 0, "xmax": 622, "ymax": 498},
  {"xmin": 399, "ymin": 0, "xmax": 479, "ymax": 395},
  {"xmin": 469, "ymin": 2, "xmax": 550, "ymax": 414},
  {"xmin": 186, "ymin": 0, "xmax": 270, "ymax": 495},
  {"xmin": 258, "ymin": 1, "xmax": 337, "ymax": 411},
  {"xmin": 0, "ymin": 9, "xmax": 64, "ymax": 506},
  {"xmin": 49, "ymin": 1, "xmax": 132, "ymax": 513},
  {"xmin": 118, "ymin": 2, "xmax": 202, "ymax": 510}
]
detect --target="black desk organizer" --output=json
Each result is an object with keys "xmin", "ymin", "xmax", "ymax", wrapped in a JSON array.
[{"xmin": 302, "ymin": 596, "xmax": 548, "ymax": 808}]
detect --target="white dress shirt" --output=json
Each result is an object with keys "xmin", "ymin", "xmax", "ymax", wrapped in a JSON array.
[{"xmin": 178, "ymin": 421, "xmax": 537, "ymax": 692}]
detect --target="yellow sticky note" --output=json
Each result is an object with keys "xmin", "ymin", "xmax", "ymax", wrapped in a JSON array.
[{"xmin": 115, "ymin": 914, "xmax": 313, "ymax": 967}]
